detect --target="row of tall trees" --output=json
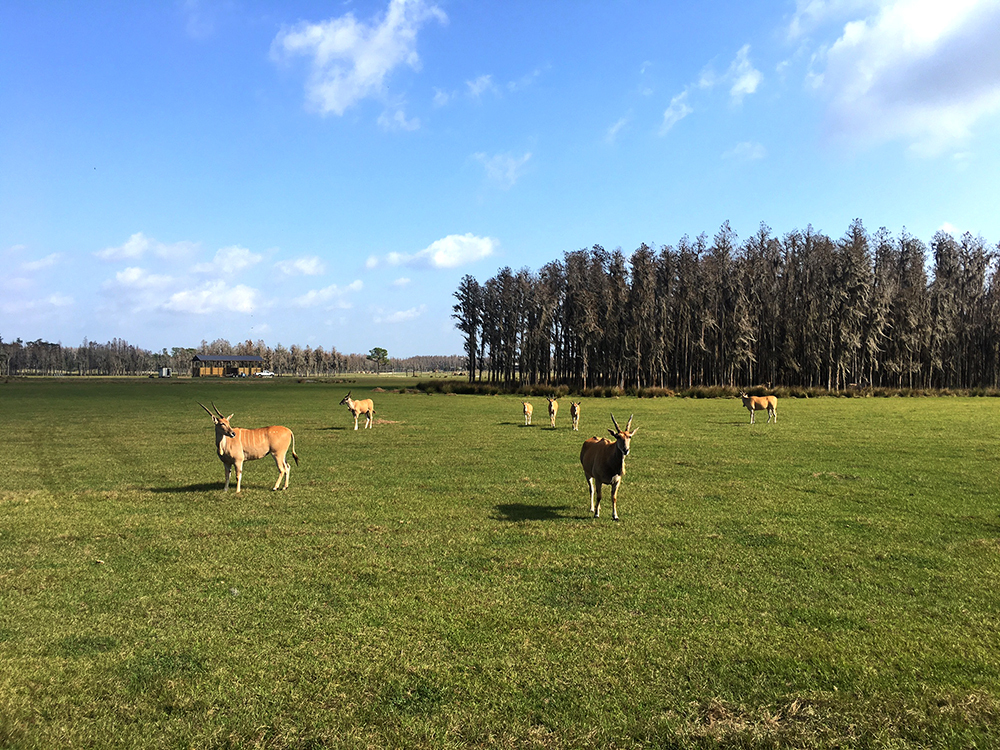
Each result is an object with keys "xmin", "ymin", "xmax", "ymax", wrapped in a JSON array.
[
  {"xmin": 453, "ymin": 220, "xmax": 1000, "ymax": 391},
  {"xmin": 0, "ymin": 336, "xmax": 462, "ymax": 377}
]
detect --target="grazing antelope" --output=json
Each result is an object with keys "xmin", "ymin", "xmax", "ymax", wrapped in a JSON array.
[
  {"xmin": 340, "ymin": 391, "xmax": 375, "ymax": 430},
  {"xmin": 547, "ymin": 396, "xmax": 559, "ymax": 427},
  {"xmin": 199, "ymin": 402, "xmax": 298, "ymax": 493},
  {"xmin": 739, "ymin": 392, "xmax": 777, "ymax": 424},
  {"xmin": 570, "ymin": 401, "xmax": 581, "ymax": 431},
  {"xmin": 580, "ymin": 414, "xmax": 637, "ymax": 521},
  {"xmin": 522, "ymin": 401, "xmax": 533, "ymax": 426}
]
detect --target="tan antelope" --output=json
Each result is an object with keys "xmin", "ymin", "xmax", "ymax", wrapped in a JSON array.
[
  {"xmin": 340, "ymin": 391, "xmax": 375, "ymax": 430},
  {"xmin": 580, "ymin": 413, "xmax": 637, "ymax": 521},
  {"xmin": 739, "ymin": 392, "xmax": 777, "ymax": 424},
  {"xmin": 570, "ymin": 401, "xmax": 581, "ymax": 431},
  {"xmin": 522, "ymin": 401, "xmax": 533, "ymax": 426},
  {"xmin": 199, "ymin": 402, "xmax": 299, "ymax": 493},
  {"xmin": 547, "ymin": 396, "xmax": 559, "ymax": 427}
]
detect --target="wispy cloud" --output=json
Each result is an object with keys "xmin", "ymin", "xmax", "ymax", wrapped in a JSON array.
[
  {"xmin": 467, "ymin": 74, "xmax": 497, "ymax": 98},
  {"xmin": 293, "ymin": 280, "xmax": 363, "ymax": 309},
  {"xmin": 95, "ymin": 232, "xmax": 197, "ymax": 261},
  {"xmin": 374, "ymin": 304, "xmax": 426, "ymax": 323},
  {"xmin": 270, "ymin": 0, "xmax": 446, "ymax": 117},
  {"xmin": 474, "ymin": 151, "xmax": 532, "ymax": 189},
  {"xmin": 606, "ymin": 116, "xmax": 629, "ymax": 144},
  {"xmin": 194, "ymin": 245, "xmax": 263, "ymax": 275},
  {"xmin": 276, "ymin": 256, "xmax": 326, "ymax": 276},
  {"xmin": 21, "ymin": 253, "xmax": 62, "ymax": 271},
  {"xmin": 660, "ymin": 91, "xmax": 693, "ymax": 134},
  {"xmin": 723, "ymin": 141, "xmax": 767, "ymax": 161},
  {"xmin": 700, "ymin": 45, "xmax": 762, "ymax": 103}
]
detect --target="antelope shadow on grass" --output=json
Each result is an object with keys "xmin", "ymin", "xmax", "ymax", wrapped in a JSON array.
[
  {"xmin": 494, "ymin": 503, "xmax": 574, "ymax": 522},
  {"xmin": 148, "ymin": 483, "xmax": 236, "ymax": 493}
]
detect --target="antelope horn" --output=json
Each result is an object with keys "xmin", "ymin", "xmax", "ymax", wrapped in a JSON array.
[
  {"xmin": 611, "ymin": 413, "xmax": 621, "ymax": 432},
  {"xmin": 211, "ymin": 401, "xmax": 225, "ymax": 418},
  {"xmin": 626, "ymin": 414, "xmax": 634, "ymax": 431},
  {"xmin": 198, "ymin": 402, "xmax": 214, "ymax": 416}
]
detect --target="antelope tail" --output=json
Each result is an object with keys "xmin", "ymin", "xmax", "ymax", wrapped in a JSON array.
[{"xmin": 290, "ymin": 432, "xmax": 300, "ymax": 465}]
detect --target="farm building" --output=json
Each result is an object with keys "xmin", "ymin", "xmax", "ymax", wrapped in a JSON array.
[{"xmin": 191, "ymin": 354, "xmax": 264, "ymax": 378}]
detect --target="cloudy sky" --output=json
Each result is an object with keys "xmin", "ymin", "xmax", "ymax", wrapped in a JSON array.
[{"xmin": 3, "ymin": 0, "xmax": 1000, "ymax": 357}]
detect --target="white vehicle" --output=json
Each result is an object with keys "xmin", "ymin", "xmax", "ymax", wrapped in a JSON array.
[{"xmin": 256, "ymin": 370, "xmax": 274, "ymax": 378}]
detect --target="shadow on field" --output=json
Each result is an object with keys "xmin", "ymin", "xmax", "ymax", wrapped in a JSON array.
[
  {"xmin": 495, "ymin": 503, "xmax": 574, "ymax": 521},
  {"xmin": 149, "ymin": 483, "xmax": 226, "ymax": 493}
]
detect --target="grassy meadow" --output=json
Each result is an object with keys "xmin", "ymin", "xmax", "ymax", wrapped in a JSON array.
[{"xmin": 2, "ymin": 376, "xmax": 1000, "ymax": 748}]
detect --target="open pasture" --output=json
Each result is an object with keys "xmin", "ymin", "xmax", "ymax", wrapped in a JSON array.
[{"xmin": 2, "ymin": 378, "xmax": 1000, "ymax": 748}]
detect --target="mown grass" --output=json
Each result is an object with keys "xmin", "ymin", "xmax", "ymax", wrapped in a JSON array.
[{"xmin": 1, "ymin": 377, "xmax": 1000, "ymax": 748}]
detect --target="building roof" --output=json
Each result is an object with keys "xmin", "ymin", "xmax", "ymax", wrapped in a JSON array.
[{"xmin": 191, "ymin": 355, "xmax": 264, "ymax": 363}]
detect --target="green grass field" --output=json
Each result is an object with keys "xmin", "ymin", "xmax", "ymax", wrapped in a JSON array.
[{"xmin": 2, "ymin": 377, "xmax": 1000, "ymax": 748}]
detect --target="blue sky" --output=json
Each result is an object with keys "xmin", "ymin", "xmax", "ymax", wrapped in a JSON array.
[{"xmin": 3, "ymin": 0, "xmax": 1000, "ymax": 357}]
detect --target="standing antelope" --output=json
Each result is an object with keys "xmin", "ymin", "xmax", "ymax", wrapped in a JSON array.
[
  {"xmin": 522, "ymin": 401, "xmax": 533, "ymax": 426},
  {"xmin": 580, "ymin": 414, "xmax": 637, "ymax": 521},
  {"xmin": 547, "ymin": 396, "xmax": 559, "ymax": 427},
  {"xmin": 739, "ymin": 392, "xmax": 777, "ymax": 424},
  {"xmin": 199, "ymin": 402, "xmax": 298, "ymax": 493},
  {"xmin": 570, "ymin": 401, "xmax": 581, "ymax": 431},
  {"xmin": 340, "ymin": 391, "xmax": 375, "ymax": 430}
]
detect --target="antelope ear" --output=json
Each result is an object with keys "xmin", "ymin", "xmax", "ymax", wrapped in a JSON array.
[
  {"xmin": 226, "ymin": 414, "xmax": 234, "ymax": 421},
  {"xmin": 608, "ymin": 429, "xmax": 617, "ymax": 437},
  {"xmin": 629, "ymin": 427, "xmax": 638, "ymax": 436}
]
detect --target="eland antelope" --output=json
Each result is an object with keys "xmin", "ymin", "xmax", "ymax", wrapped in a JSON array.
[
  {"xmin": 547, "ymin": 396, "xmax": 559, "ymax": 427},
  {"xmin": 739, "ymin": 392, "xmax": 777, "ymax": 424},
  {"xmin": 340, "ymin": 391, "xmax": 375, "ymax": 430},
  {"xmin": 199, "ymin": 402, "xmax": 298, "ymax": 492},
  {"xmin": 580, "ymin": 413, "xmax": 637, "ymax": 521},
  {"xmin": 522, "ymin": 401, "xmax": 533, "ymax": 426},
  {"xmin": 570, "ymin": 401, "xmax": 581, "ymax": 431}
]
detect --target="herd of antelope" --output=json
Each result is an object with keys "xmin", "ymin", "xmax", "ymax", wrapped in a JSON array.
[{"xmin": 198, "ymin": 386, "xmax": 777, "ymax": 521}]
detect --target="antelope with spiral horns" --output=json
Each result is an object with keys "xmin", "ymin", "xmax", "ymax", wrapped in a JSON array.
[
  {"xmin": 579, "ymin": 413, "xmax": 637, "ymax": 521},
  {"xmin": 340, "ymin": 391, "xmax": 375, "ymax": 430},
  {"xmin": 522, "ymin": 401, "xmax": 533, "ymax": 426},
  {"xmin": 199, "ymin": 402, "xmax": 299, "ymax": 492}
]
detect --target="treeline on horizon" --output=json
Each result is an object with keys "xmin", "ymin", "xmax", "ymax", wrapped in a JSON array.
[
  {"xmin": 0, "ymin": 336, "xmax": 463, "ymax": 378},
  {"xmin": 452, "ymin": 219, "xmax": 1000, "ymax": 391}
]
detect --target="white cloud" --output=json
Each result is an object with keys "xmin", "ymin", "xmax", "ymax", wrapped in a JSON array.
[
  {"xmin": 433, "ymin": 87, "xmax": 451, "ymax": 106},
  {"xmin": 467, "ymin": 74, "xmax": 497, "ymax": 97},
  {"xmin": 660, "ymin": 91, "xmax": 693, "ymax": 134},
  {"xmin": 276, "ymin": 256, "xmax": 326, "ymax": 276},
  {"xmin": 374, "ymin": 304, "xmax": 425, "ymax": 323},
  {"xmin": 606, "ymin": 117, "xmax": 629, "ymax": 144},
  {"xmin": 293, "ymin": 280, "xmax": 363, "ymax": 308},
  {"xmin": 194, "ymin": 245, "xmax": 262, "ymax": 275},
  {"xmin": 271, "ymin": 0, "xmax": 446, "ymax": 116},
  {"xmin": 164, "ymin": 281, "xmax": 259, "ymax": 314},
  {"xmin": 96, "ymin": 232, "xmax": 197, "ymax": 261},
  {"xmin": 21, "ymin": 253, "xmax": 62, "ymax": 271},
  {"xmin": 728, "ymin": 45, "xmax": 762, "ymax": 102},
  {"xmin": 378, "ymin": 106, "xmax": 421, "ymax": 131},
  {"xmin": 474, "ymin": 151, "xmax": 532, "ymax": 189},
  {"xmin": 392, "ymin": 277, "xmax": 411, "ymax": 287},
  {"xmin": 723, "ymin": 141, "xmax": 767, "ymax": 160},
  {"xmin": 812, "ymin": 0, "xmax": 1000, "ymax": 154},
  {"xmin": 112, "ymin": 267, "xmax": 174, "ymax": 289},
  {"xmin": 375, "ymin": 233, "xmax": 497, "ymax": 269}
]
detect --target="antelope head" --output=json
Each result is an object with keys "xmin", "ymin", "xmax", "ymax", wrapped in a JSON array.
[
  {"xmin": 199, "ymin": 402, "xmax": 236, "ymax": 439},
  {"xmin": 609, "ymin": 413, "xmax": 637, "ymax": 456}
]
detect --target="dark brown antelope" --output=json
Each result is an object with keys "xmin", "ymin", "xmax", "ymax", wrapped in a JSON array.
[
  {"xmin": 547, "ymin": 396, "xmax": 559, "ymax": 427},
  {"xmin": 199, "ymin": 402, "xmax": 298, "ymax": 492},
  {"xmin": 340, "ymin": 391, "xmax": 375, "ymax": 430},
  {"xmin": 579, "ymin": 413, "xmax": 637, "ymax": 521},
  {"xmin": 739, "ymin": 392, "xmax": 777, "ymax": 424},
  {"xmin": 570, "ymin": 401, "xmax": 581, "ymax": 431}
]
